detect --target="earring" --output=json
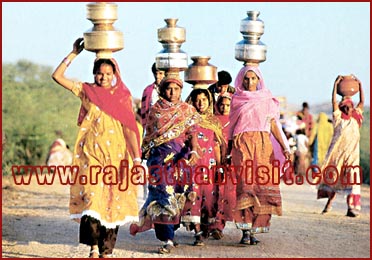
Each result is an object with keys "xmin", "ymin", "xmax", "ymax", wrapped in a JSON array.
[{"xmin": 111, "ymin": 75, "xmax": 117, "ymax": 87}]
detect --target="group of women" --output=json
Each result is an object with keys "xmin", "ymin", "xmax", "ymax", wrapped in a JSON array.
[{"xmin": 52, "ymin": 38, "xmax": 364, "ymax": 257}]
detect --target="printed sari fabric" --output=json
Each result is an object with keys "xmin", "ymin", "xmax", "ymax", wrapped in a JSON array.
[
  {"xmin": 231, "ymin": 131, "xmax": 282, "ymax": 233},
  {"xmin": 229, "ymin": 65, "xmax": 286, "ymax": 234},
  {"xmin": 181, "ymin": 89, "xmax": 227, "ymax": 234},
  {"xmin": 130, "ymin": 98, "xmax": 201, "ymax": 236},
  {"xmin": 142, "ymin": 98, "xmax": 201, "ymax": 158},
  {"xmin": 69, "ymin": 59, "xmax": 141, "ymax": 229},
  {"xmin": 181, "ymin": 126, "xmax": 222, "ymax": 231}
]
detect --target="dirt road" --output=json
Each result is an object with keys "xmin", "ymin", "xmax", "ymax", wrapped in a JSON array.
[{"xmin": 2, "ymin": 175, "xmax": 370, "ymax": 258}]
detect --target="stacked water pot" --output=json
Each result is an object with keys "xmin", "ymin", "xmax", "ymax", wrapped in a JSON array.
[
  {"xmin": 156, "ymin": 18, "xmax": 188, "ymax": 78},
  {"xmin": 83, "ymin": 2, "xmax": 124, "ymax": 58},
  {"xmin": 235, "ymin": 11, "xmax": 267, "ymax": 65}
]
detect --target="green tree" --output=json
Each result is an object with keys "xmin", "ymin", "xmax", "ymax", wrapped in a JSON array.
[
  {"xmin": 2, "ymin": 60, "xmax": 80, "ymax": 174},
  {"xmin": 360, "ymin": 109, "xmax": 370, "ymax": 184}
]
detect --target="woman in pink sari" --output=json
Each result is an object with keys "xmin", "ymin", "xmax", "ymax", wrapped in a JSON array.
[{"xmin": 227, "ymin": 65, "xmax": 290, "ymax": 245}]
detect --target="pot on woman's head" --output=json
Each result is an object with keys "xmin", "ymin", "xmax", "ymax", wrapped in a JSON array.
[{"xmin": 337, "ymin": 75, "xmax": 359, "ymax": 98}]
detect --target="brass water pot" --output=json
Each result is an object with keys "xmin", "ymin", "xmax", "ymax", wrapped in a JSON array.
[
  {"xmin": 235, "ymin": 11, "xmax": 267, "ymax": 64},
  {"xmin": 156, "ymin": 18, "xmax": 188, "ymax": 71},
  {"xmin": 185, "ymin": 56, "xmax": 217, "ymax": 89},
  {"xmin": 83, "ymin": 2, "xmax": 123, "ymax": 58}
]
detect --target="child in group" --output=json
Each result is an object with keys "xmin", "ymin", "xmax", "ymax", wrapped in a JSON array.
[{"xmin": 182, "ymin": 88, "xmax": 226, "ymax": 246}]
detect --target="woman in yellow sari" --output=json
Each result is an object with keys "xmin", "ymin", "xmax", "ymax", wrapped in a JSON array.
[{"xmin": 52, "ymin": 38, "xmax": 141, "ymax": 258}]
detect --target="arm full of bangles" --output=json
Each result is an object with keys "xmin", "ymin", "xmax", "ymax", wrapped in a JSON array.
[
  {"xmin": 222, "ymin": 140, "xmax": 233, "ymax": 165},
  {"xmin": 122, "ymin": 126, "xmax": 142, "ymax": 166},
  {"xmin": 52, "ymin": 37, "xmax": 84, "ymax": 91},
  {"xmin": 187, "ymin": 133, "xmax": 201, "ymax": 166}
]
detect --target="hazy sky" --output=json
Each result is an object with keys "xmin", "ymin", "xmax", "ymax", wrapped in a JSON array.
[{"xmin": 2, "ymin": 2, "xmax": 370, "ymax": 107}]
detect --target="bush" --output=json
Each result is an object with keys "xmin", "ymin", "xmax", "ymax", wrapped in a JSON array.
[
  {"xmin": 360, "ymin": 109, "xmax": 370, "ymax": 184},
  {"xmin": 2, "ymin": 60, "xmax": 80, "ymax": 175}
]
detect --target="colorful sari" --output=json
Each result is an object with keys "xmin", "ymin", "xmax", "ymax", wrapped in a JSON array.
[
  {"xmin": 69, "ymin": 58, "xmax": 141, "ymax": 228},
  {"xmin": 130, "ymin": 97, "xmax": 201, "ymax": 237},
  {"xmin": 181, "ymin": 89, "xmax": 227, "ymax": 236},
  {"xmin": 229, "ymin": 65, "xmax": 289, "ymax": 234}
]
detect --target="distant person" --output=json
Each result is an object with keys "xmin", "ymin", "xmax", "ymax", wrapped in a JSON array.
[
  {"xmin": 296, "ymin": 102, "xmax": 314, "ymax": 138},
  {"xmin": 308, "ymin": 112, "xmax": 333, "ymax": 167},
  {"xmin": 208, "ymin": 70, "xmax": 235, "ymax": 105},
  {"xmin": 140, "ymin": 63, "xmax": 166, "ymax": 128},
  {"xmin": 45, "ymin": 138, "xmax": 73, "ymax": 167},
  {"xmin": 52, "ymin": 38, "xmax": 141, "ymax": 258},
  {"xmin": 317, "ymin": 75, "xmax": 364, "ymax": 217},
  {"xmin": 283, "ymin": 129, "xmax": 296, "ymax": 165},
  {"xmin": 294, "ymin": 128, "xmax": 310, "ymax": 176}
]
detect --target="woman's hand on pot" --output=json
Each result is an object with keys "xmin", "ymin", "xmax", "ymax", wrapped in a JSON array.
[{"xmin": 72, "ymin": 37, "xmax": 84, "ymax": 55}]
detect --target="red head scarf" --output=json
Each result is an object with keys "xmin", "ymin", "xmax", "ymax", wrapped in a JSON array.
[
  {"xmin": 77, "ymin": 58, "xmax": 141, "ymax": 155},
  {"xmin": 339, "ymin": 98, "xmax": 363, "ymax": 127}
]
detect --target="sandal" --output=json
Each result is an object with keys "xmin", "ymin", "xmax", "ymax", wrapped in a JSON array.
[
  {"xmin": 346, "ymin": 209, "xmax": 360, "ymax": 218},
  {"xmin": 100, "ymin": 253, "xmax": 115, "ymax": 258},
  {"xmin": 250, "ymin": 236, "xmax": 260, "ymax": 245},
  {"xmin": 193, "ymin": 239, "xmax": 205, "ymax": 246},
  {"xmin": 211, "ymin": 229, "xmax": 224, "ymax": 240},
  {"xmin": 193, "ymin": 234, "xmax": 205, "ymax": 246},
  {"xmin": 158, "ymin": 244, "xmax": 173, "ymax": 254},
  {"xmin": 89, "ymin": 249, "xmax": 100, "ymax": 258},
  {"xmin": 321, "ymin": 206, "xmax": 332, "ymax": 214},
  {"xmin": 239, "ymin": 235, "xmax": 250, "ymax": 245}
]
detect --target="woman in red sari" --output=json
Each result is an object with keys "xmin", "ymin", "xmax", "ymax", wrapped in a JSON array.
[
  {"xmin": 181, "ymin": 88, "xmax": 226, "ymax": 246},
  {"xmin": 52, "ymin": 38, "xmax": 141, "ymax": 258},
  {"xmin": 227, "ymin": 65, "xmax": 290, "ymax": 245}
]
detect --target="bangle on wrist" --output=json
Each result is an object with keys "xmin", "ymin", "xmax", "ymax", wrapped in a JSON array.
[
  {"xmin": 62, "ymin": 57, "xmax": 71, "ymax": 67},
  {"xmin": 133, "ymin": 157, "xmax": 141, "ymax": 163},
  {"xmin": 190, "ymin": 150, "xmax": 199, "ymax": 156}
]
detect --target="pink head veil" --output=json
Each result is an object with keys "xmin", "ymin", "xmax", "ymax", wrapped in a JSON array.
[{"xmin": 230, "ymin": 65, "xmax": 290, "ymax": 176}]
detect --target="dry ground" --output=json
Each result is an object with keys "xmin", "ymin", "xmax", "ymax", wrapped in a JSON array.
[{"xmin": 2, "ymin": 174, "xmax": 370, "ymax": 258}]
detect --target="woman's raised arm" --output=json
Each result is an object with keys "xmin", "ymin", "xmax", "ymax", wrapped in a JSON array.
[{"xmin": 52, "ymin": 38, "xmax": 84, "ymax": 91}]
